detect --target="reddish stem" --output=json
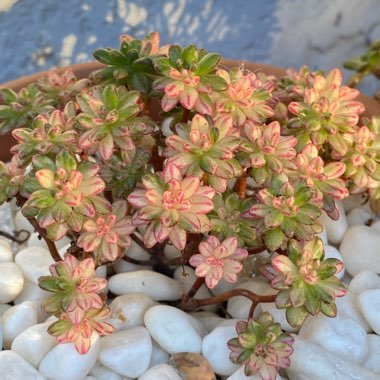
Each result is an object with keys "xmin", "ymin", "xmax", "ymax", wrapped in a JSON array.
[
  {"xmin": 181, "ymin": 108, "xmax": 190, "ymax": 123},
  {"xmin": 234, "ymin": 175, "xmax": 247, "ymax": 200}
]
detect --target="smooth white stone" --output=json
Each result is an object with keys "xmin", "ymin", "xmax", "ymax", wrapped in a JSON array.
[
  {"xmin": 11, "ymin": 321, "xmax": 57, "ymax": 368},
  {"xmin": 210, "ymin": 277, "xmax": 241, "ymax": 296},
  {"xmin": 173, "ymin": 266, "xmax": 217, "ymax": 312},
  {"xmin": 318, "ymin": 225, "xmax": 328, "ymax": 245},
  {"xmin": 227, "ymin": 366, "xmax": 282, "ymax": 380},
  {"xmin": 340, "ymin": 225, "xmax": 380, "ymax": 276},
  {"xmin": 319, "ymin": 201, "xmax": 348, "ymax": 244},
  {"xmin": 99, "ymin": 326, "xmax": 152, "ymax": 378},
  {"xmin": 144, "ymin": 305, "xmax": 203, "ymax": 354},
  {"xmin": 357, "ymin": 289, "xmax": 380, "ymax": 334},
  {"xmin": 13, "ymin": 279, "xmax": 49, "ymax": 322},
  {"xmin": 202, "ymin": 319, "xmax": 241, "ymax": 376},
  {"xmin": 0, "ymin": 350, "xmax": 46, "ymax": 380},
  {"xmin": 370, "ymin": 220, "xmax": 380, "ymax": 232},
  {"xmin": 2, "ymin": 301, "xmax": 38, "ymax": 349},
  {"xmin": 14, "ymin": 210, "xmax": 35, "ymax": 234},
  {"xmin": 138, "ymin": 364, "xmax": 182, "ymax": 380},
  {"xmin": 298, "ymin": 313, "xmax": 369, "ymax": 363},
  {"xmin": 287, "ymin": 335, "xmax": 378, "ymax": 380},
  {"xmin": 0, "ymin": 261, "xmax": 24, "ymax": 303},
  {"xmin": 108, "ymin": 270, "xmax": 183, "ymax": 301},
  {"xmin": 190, "ymin": 311, "xmax": 226, "ymax": 333},
  {"xmin": 0, "ymin": 319, "xmax": 2, "ymax": 351},
  {"xmin": 0, "ymin": 237, "xmax": 12, "ymax": 251},
  {"xmin": 164, "ymin": 244, "xmax": 182, "ymax": 261},
  {"xmin": 0, "ymin": 244, "xmax": 12, "ymax": 262},
  {"xmin": 149, "ymin": 339, "xmax": 170, "ymax": 367},
  {"xmin": 0, "ymin": 303, "xmax": 11, "ymax": 316},
  {"xmin": 323, "ymin": 245, "xmax": 345, "ymax": 279},
  {"xmin": 107, "ymin": 292, "xmax": 156, "ymax": 331},
  {"xmin": 89, "ymin": 361, "xmax": 124, "ymax": 380},
  {"xmin": 259, "ymin": 302, "xmax": 299, "ymax": 333},
  {"xmin": 335, "ymin": 292, "xmax": 371, "ymax": 332},
  {"xmin": 349, "ymin": 270, "xmax": 380, "ymax": 294},
  {"xmin": 96, "ymin": 265, "xmax": 107, "ymax": 278},
  {"xmin": 113, "ymin": 241, "xmax": 153, "ymax": 273},
  {"xmin": 27, "ymin": 233, "xmax": 71, "ymax": 251},
  {"xmin": 342, "ymin": 195, "xmax": 369, "ymax": 213},
  {"xmin": 39, "ymin": 333, "xmax": 100, "ymax": 380},
  {"xmin": 15, "ymin": 246, "xmax": 55, "ymax": 284},
  {"xmin": 362, "ymin": 334, "xmax": 380, "ymax": 373},
  {"xmin": 347, "ymin": 207, "xmax": 374, "ymax": 227},
  {"xmin": 227, "ymin": 278, "xmax": 276, "ymax": 319}
]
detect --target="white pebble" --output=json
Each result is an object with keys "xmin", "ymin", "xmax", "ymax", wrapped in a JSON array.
[
  {"xmin": 342, "ymin": 195, "xmax": 369, "ymax": 213},
  {"xmin": 190, "ymin": 311, "xmax": 226, "ymax": 333},
  {"xmin": 298, "ymin": 313, "xmax": 369, "ymax": 363},
  {"xmin": 89, "ymin": 361, "xmax": 124, "ymax": 380},
  {"xmin": 357, "ymin": 289, "xmax": 380, "ymax": 334},
  {"xmin": 113, "ymin": 241, "xmax": 152, "ymax": 273},
  {"xmin": 227, "ymin": 366, "xmax": 282, "ymax": 379},
  {"xmin": 138, "ymin": 364, "xmax": 182, "ymax": 380},
  {"xmin": 2, "ymin": 301, "xmax": 38, "ymax": 349},
  {"xmin": 340, "ymin": 225, "xmax": 380, "ymax": 276},
  {"xmin": 286, "ymin": 335, "xmax": 378, "ymax": 380},
  {"xmin": 27, "ymin": 233, "xmax": 71, "ymax": 251},
  {"xmin": 227, "ymin": 278, "xmax": 276, "ymax": 319},
  {"xmin": 0, "ymin": 350, "xmax": 45, "ymax": 380},
  {"xmin": 107, "ymin": 292, "xmax": 156, "ymax": 331},
  {"xmin": 39, "ymin": 333, "xmax": 100, "ymax": 380},
  {"xmin": 108, "ymin": 270, "xmax": 182, "ymax": 301},
  {"xmin": 0, "ymin": 304, "xmax": 11, "ymax": 316},
  {"xmin": 11, "ymin": 321, "xmax": 57, "ymax": 368},
  {"xmin": 149, "ymin": 339, "xmax": 170, "ymax": 367},
  {"xmin": 362, "ymin": 334, "xmax": 380, "ymax": 373},
  {"xmin": 13, "ymin": 279, "xmax": 49, "ymax": 322},
  {"xmin": 349, "ymin": 270, "xmax": 380, "ymax": 294},
  {"xmin": 202, "ymin": 319, "xmax": 241, "ymax": 376},
  {"xmin": 98, "ymin": 326, "xmax": 152, "ymax": 378},
  {"xmin": 0, "ymin": 237, "xmax": 12, "ymax": 251},
  {"xmin": 0, "ymin": 245, "xmax": 12, "ymax": 262},
  {"xmin": 144, "ymin": 305, "xmax": 203, "ymax": 354},
  {"xmin": 0, "ymin": 261, "xmax": 24, "ymax": 303},
  {"xmin": 14, "ymin": 210, "xmax": 34, "ymax": 234},
  {"xmin": 347, "ymin": 207, "xmax": 374, "ymax": 227},
  {"xmin": 15, "ymin": 246, "xmax": 55, "ymax": 284},
  {"xmin": 319, "ymin": 201, "xmax": 348, "ymax": 245}
]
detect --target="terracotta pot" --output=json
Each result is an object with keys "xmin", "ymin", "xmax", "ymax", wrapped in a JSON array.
[{"xmin": 1, "ymin": 60, "xmax": 379, "ymax": 162}]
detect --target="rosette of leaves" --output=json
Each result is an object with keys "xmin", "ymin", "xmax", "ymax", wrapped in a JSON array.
[
  {"xmin": 262, "ymin": 238, "xmax": 346, "ymax": 328},
  {"xmin": 227, "ymin": 312, "xmax": 294, "ymax": 380},
  {"xmin": 77, "ymin": 200, "xmax": 135, "ymax": 264},
  {"xmin": 288, "ymin": 68, "xmax": 365, "ymax": 154},
  {"xmin": 242, "ymin": 175, "xmax": 323, "ymax": 251},
  {"xmin": 92, "ymin": 32, "xmax": 163, "ymax": 93},
  {"xmin": 22, "ymin": 151, "xmax": 109, "ymax": 240},
  {"xmin": 342, "ymin": 119, "xmax": 380, "ymax": 192},
  {"xmin": 164, "ymin": 114, "xmax": 242, "ymax": 191},
  {"xmin": 294, "ymin": 143, "xmax": 349, "ymax": 213},
  {"xmin": 76, "ymin": 84, "xmax": 154, "ymax": 160},
  {"xmin": 100, "ymin": 147, "xmax": 151, "ymax": 199},
  {"xmin": 239, "ymin": 120, "xmax": 297, "ymax": 185},
  {"xmin": 0, "ymin": 83, "xmax": 54, "ymax": 133},
  {"xmin": 153, "ymin": 43, "xmax": 226, "ymax": 115},
  {"xmin": 39, "ymin": 255, "xmax": 107, "ymax": 319},
  {"xmin": 210, "ymin": 67, "xmax": 274, "ymax": 127},
  {"xmin": 209, "ymin": 193, "xmax": 260, "ymax": 248},
  {"xmin": 128, "ymin": 163, "xmax": 215, "ymax": 250},
  {"xmin": 0, "ymin": 156, "xmax": 25, "ymax": 204},
  {"xmin": 11, "ymin": 102, "xmax": 79, "ymax": 167},
  {"xmin": 37, "ymin": 68, "xmax": 90, "ymax": 105}
]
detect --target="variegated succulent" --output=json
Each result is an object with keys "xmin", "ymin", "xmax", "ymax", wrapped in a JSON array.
[
  {"xmin": 262, "ymin": 238, "xmax": 346, "ymax": 327},
  {"xmin": 128, "ymin": 163, "xmax": 215, "ymax": 250},
  {"xmin": 164, "ymin": 114, "xmax": 242, "ymax": 191}
]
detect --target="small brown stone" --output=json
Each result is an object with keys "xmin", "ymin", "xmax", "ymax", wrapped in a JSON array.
[{"xmin": 170, "ymin": 352, "xmax": 216, "ymax": 380}]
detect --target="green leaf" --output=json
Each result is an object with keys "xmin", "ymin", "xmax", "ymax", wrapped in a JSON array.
[
  {"xmin": 102, "ymin": 85, "xmax": 118, "ymax": 109},
  {"xmin": 285, "ymin": 306, "xmax": 308, "ymax": 328},
  {"xmin": 204, "ymin": 75, "xmax": 228, "ymax": 91},
  {"xmin": 38, "ymin": 276, "xmax": 60, "ymax": 292},
  {"xmin": 93, "ymin": 48, "xmax": 129, "ymax": 67},
  {"xmin": 320, "ymin": 301, "xmax": 337, "ymax": 317},
  {"xmin": 181, "ymin": 45, "xmax": 198, "ymax": 66},
  {"xmin": 169, "ymin": 45, "xmax": 182, "ymax": 67},
  {"xmin": 56, "ymin": 151, "xmax": 76, "ymax": 171},
  {"xmin": 129, "ymin": 72, "xmax": 151, "ymax": 94},
  {"xmin": 52, "ymin": 200, "xmax": 72, "ymax": 224},
  {"xmin": 196, "ymin": 53, "xmax": 220, "ymax": 75},
  {"xmin": 264, "ymin": 227, "xmax": 285, "ymax": 251},
  {"xmin": 32, "ymin": 155, "xmax": 56, "ymax": 172},
  {"xmin": 27, "ymin": 190, "xmax": 55, "ymax": 208}
]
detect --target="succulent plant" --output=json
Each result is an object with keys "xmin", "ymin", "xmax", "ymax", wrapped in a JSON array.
[{"xmin": 228, "ymin": 312, "xmax": 294, "ymax": 380}]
